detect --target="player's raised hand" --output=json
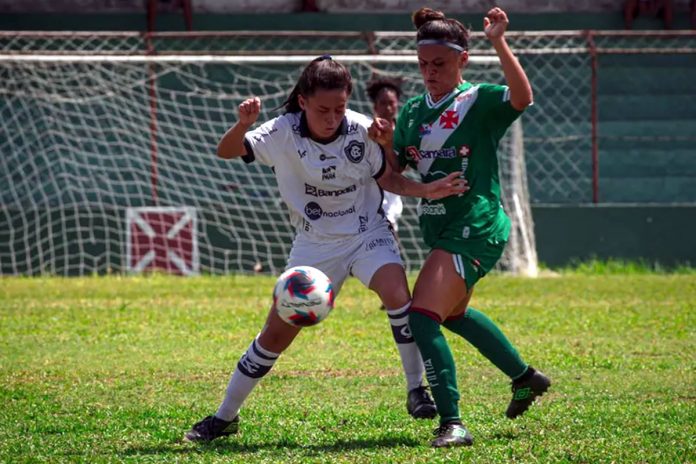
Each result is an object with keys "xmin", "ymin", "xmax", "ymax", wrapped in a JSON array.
[
  {"xmin": 368, "ymin": 117, "xmax": 393, "ymax": 147},
  {"xmin": 484, "ymin": 7, "xmax": 509, "ymax": 40},
  {"xmin": 424, "ymin": 171, "xmax": 469, "ymax": 200},
  {"xmin": 238, "ymin": 97, "xmax": 261, "ymax": 127}
]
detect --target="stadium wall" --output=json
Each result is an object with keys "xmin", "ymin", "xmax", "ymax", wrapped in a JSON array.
[
  {"xmin": 533, "ymin": 205, "xmax": 696, "ymax": 268},
  {"xmin": 2, "ymin": 10, "xmax": 696, "ymax": 32}
]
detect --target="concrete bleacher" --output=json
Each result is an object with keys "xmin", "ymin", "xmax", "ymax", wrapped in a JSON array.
[{"xmin": 597, "ymin": 53, "xmax": 696, "ymax": 203}]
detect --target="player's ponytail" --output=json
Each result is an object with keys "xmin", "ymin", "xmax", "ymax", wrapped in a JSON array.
[
  {"xmin": 412, "ymin": 7, "xmax": 470, "ymax": 52},
  {"xmin": 280, "ymin": 55, "xmax": 353, "ymax": 114}
]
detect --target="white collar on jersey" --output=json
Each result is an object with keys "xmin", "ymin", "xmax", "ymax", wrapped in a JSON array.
[{"xmin": 297, "ymin": 111, "xmax": 349, "ymax": 140}]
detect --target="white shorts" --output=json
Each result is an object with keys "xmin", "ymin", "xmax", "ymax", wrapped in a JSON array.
[{"xmin": 286, "ymin": 223, "xmax": 403, "ymax": 297}]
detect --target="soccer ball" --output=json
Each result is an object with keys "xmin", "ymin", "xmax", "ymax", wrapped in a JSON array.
[{"xmin": 273, "ymin": 266, "xmax": 335, "ymax": 327}]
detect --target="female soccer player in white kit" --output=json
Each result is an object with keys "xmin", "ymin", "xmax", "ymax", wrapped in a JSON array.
[{"xmin": 184, "ymin": 55, "xmax": 468, "ymax": 442}]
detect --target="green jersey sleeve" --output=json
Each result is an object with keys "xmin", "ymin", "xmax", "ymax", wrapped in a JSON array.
[{"xmin": 477, "ymin": 83, "xmax": 525, "ymax": 135}]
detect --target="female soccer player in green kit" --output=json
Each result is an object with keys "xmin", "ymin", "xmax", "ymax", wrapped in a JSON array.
[{"xmin": 370, "ymin": 6, "xmax": 551, "ymax": 448}]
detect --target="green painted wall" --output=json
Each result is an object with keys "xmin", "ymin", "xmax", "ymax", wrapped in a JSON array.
[
  {"xmin": 532, "ymin": 205, "xmax": 696, "ymax": 268},
  {"xmin": 4, "ymin": 11, "xmax": 690, "ymax": 32}
]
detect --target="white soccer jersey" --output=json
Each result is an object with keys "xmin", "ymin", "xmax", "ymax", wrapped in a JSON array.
[{"xmin": 243, "ymin": 109, "xmax": 388, "ymax": 241}]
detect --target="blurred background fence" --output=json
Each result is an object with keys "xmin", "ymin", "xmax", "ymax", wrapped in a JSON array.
[{"xmin": 1, "ymin": 30, "xmax": 695, "ymax": 275}]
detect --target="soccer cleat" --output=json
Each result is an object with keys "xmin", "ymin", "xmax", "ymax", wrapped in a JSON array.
[
  {"xmin": 407, "ymin": 385, "xmax": 437, "ymax": 419},
  {"xmin": 506, "ymin": 367, "xmax": 551, "ymax": 419},
  {"xmin": 184, "ymin": 415, "xmax": 239, "ymax": 442},
  {"xmin": 431, "ymin": 421, "xmax": 474, "ymax": 448}
]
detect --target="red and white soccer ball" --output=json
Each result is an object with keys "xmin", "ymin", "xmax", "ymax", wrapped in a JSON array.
[{"xmin": 273, "ymin": 266, "xmax": 335, "ymax": 327}]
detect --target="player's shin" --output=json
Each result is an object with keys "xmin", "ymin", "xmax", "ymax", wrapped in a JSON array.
[
  {"xmin": 443, "ymin": 307, "xmax": 527, "ymax": 379},
  {"xmin": 386, "ymin": 302, "xmax": 426, "ymax": 391},
  {"xmin": 409, "ymin": 309, "xmax": 461, "ymax": 424},
  {"xmin": 215, "ymin": 336, "xmax": 280, "ymax": 421}
]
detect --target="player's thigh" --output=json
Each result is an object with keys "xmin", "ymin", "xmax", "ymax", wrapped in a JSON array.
[
  {"xmin": 351, "ymin": 226, "xmax": 408, "ymax": 308},
  {"xmin": 449, "ymin": 287, "xmax": 475, "ymax": 319},
  {"xmin": 412, "ymin": 249, "xmax": 469, "ymax": 321}
]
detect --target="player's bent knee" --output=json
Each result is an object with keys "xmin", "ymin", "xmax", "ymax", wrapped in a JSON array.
[{"xmin": 369, "ymin": 264, "xmax": 409, "ymax": 303}]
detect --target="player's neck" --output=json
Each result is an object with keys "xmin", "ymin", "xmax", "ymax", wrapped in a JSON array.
[
  {"xmin": 429, "ymin": 80, "xmax": 466, "ymax": 104},
  {"xmin": 309, "ymin": 128, "xmax": 342, "ymax": 144}
]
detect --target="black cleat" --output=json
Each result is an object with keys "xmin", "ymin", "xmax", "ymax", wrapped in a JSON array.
[
  {"xmin": 184, "ymin": 415, "xmax": 239, "ymax": 442},
  {"xmin": 506, "ymin": 367, "xmax": 551, "ymax": 419},
  {"xmin": 431, "ymin": 421, "xmax": 474, "ymax": 448},
  {"xmin": 407, "ymin": 385, "xmax": 437, "ymax": 419}
]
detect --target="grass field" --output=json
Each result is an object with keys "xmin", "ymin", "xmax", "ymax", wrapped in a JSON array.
[{"xmin": 1, "ymin": 272, "xmax": 694, "ymax": 463}]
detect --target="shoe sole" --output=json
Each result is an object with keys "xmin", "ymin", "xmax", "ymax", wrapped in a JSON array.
[
  {"xmin": 431, "ymin": 437, "xmax": 474, "ymax": 448},
  {"xmin": 409, "ymin": 405, "xmax": 438, "ymax": 419},
  {"xmin": 183, "ymin": 419, "xmax": 240, "ymax": 442},
  {"xmin": 183, "ymin": 430, "xmax": 236, "ymax": 443}
]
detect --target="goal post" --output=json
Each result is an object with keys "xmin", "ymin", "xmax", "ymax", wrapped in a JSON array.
[{"xmin": 0, "ymin": 52, "xmax": 537, "ymax": 277}]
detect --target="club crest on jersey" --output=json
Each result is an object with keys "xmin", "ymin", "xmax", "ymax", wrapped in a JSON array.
[
  {"xmin": 439, "ymin": 110, "xmax": 459, "ymax": 129},
  {"xmin": 419, "ymin": 123, "xmax": 432, "ymax": 136},
  {"xmin": 344, "ymin": 140, "xmax": 365, "ymax": 163}
]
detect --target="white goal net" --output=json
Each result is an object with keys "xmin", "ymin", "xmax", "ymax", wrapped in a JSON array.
[{"xmin": 0, "ymin": 52, "xmax": 536, "ymax": 277}]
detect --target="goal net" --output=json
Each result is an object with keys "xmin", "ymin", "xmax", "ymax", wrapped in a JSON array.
[{"xmin": 0, "ymin": 52, "xmax": 537, "ymax": 277}]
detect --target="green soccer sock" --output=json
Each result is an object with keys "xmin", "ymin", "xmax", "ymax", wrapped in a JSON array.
[
  {"xmin": 408, "ymin": 309, "xmax": 460, "ymax": 424},
  {"xmin": 443, "ymin": 307, "xmax": 528, "ymax": 380}
]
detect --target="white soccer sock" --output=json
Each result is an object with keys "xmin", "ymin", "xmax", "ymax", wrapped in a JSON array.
[
  {"xmin": 215, "ymin": 336, "xmax": 280, "ymax": 421},
  {"xmin": 386, "ymin": 302, "xmax": 425, "ymax": 391}
]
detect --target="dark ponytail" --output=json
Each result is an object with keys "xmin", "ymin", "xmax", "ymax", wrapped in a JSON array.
[
  {"xmin": 412, "ymin": 7, "xmax": 470, "ymax": 52},
  {"xmin": 280, "ymin": 55, "xmax": 353, "ymax": 114}
]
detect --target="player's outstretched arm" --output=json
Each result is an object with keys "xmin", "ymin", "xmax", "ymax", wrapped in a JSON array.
[
  {"xmin": 217, "ymin": 97, "xmax": 261, "ymax": 159},
  {"xmin": 377, "ymin": 162, "xmax": 468, "ymax": 200},
  {"xmin": 484, "ymin": 7, "xmax": 533, "ymax": 111}
]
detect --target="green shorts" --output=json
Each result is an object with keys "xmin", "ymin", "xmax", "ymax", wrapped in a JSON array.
[{"xmin": 431, "ymin": 234, "xmax": 507, "ymax": 290}]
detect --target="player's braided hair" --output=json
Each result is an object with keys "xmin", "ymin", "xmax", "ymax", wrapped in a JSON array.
[
  {"xmin": 412, "ymin": 7, "xmax": 470, "ymax": 52},
  {"xmin": 281, "ymin": 55, "xmax": 353, "ymax": 114}
]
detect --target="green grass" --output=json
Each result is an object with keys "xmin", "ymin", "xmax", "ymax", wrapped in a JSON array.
[
  {"xmin": 1, "ymin": 273, "xmax": 695, "ymax": 463},
  {"xmin": 553, "ymin": 258, "xmax": 696, "ymax": 275}
]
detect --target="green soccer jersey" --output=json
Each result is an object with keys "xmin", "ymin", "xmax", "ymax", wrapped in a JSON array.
[{"xmin": 394, "ymin": 82, "xmax": 524, "ymax": 248}]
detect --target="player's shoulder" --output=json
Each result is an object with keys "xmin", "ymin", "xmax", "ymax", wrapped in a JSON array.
[
  {"xmin": 475, "ymin": 82, "xmax": 509, "ymax": 98},
  {"xmin": 251, "ymin": 111, "xmax": 300, "ymax": 139},
  {"xmin": 404, "ymin": 92, "xmax": 427, "ymax": 109},
  {"xmin": 344, "ymin": 108, "xmax": 372, "ymax": 131},
  {"xmin": 275, "ymin": 112, "xmax": 299, "ymax": 131}
]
